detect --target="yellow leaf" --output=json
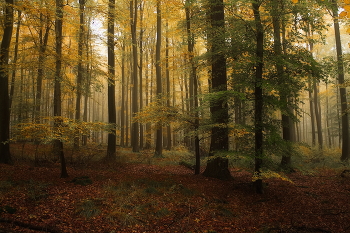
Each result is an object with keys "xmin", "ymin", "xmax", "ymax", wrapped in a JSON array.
[
  {"xmin": 347, "ymin": 27, "xmax": 350, "ymax": 34},
  {"xmin": 291, "ymin": 0, "xmax": 298, "ymax": 3},
  {"xmin": 339, "ymin": 11, "xmax": 348, "ymax": 18},
  {"xmin": 344, "ymin": 5, "xmax": 350, "ymax": 12},
  {"xmin": 345, "ymin": 0, "xmax": 350, "ymax": 4}
]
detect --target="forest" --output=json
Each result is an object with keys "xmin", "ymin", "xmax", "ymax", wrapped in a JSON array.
[{"xmin": 1, "ymin": 0, "xmax": 350, "ymax": 232}]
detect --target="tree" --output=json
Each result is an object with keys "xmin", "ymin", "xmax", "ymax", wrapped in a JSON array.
[
  {"xmin": 107, "ymin": 0, "xmax": 117, "ymax": 160},
  {"xmin": 331, "ymin": 0, "xmax": 349, "ymax": 161},
  {"xmin": 130, "ymin": 0, "xmax": 139, "ymax": 152},
  {"xmin": 202, "ymin": 0, "xmax": 231, "ymax": 180},
  {"xmin": 74, "ymin": 0, "xmax": 86, "ymax": 149},
  {"xmin": 54, "ymin": 0, "xmax": 68, "ymax": 178},
  {"xmin": 252, "ymin": 0, "xmax": 264, "ymax": 194},
  {"xmin": 154, "ymin": 0, "xmax": 163, "ymax": 157},
  {"xmin": 185, "ymin": 0, "xmax": 200, "ymax": 174},
  {"xmin": 0, "ymin": 0, "xmax": 14, "ymax": 164}
]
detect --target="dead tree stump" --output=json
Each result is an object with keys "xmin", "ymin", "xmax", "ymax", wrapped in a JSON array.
[{"xmin": 203, "ymin": 157, "xmax": 232, "ymax": 180}]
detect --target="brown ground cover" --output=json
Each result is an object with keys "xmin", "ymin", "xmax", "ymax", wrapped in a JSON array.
[{"xmin": 0, "ymin": 160, "xmax": 349, "ymax": 233}]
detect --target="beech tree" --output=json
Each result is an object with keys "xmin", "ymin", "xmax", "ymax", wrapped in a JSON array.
[
  {"xmin": 107, "ymin": 0, "xmax": 117, "ymax": 160},
  {"xmin": 154, "ymin": 0, "xmax": 163, "ymax": 157},
  {"xmin": 331, "ymin": 0, "xmax": 350, "ymax": 161},
  {"xmin": 54, "ymin": 0, "xmax": 68, "ymax": 178},
  {"xmin": 202, "ymin": 0, "xmax": 231, "ymax": 180},
  {"xmin": 0, "ymin": 0, "xmax": 14, "ymax": 164}
]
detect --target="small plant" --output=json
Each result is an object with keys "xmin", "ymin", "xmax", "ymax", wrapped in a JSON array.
[
  {"xmin": 76, "ymin": 198, "xmax": 101, "ymax": 218},
  {"xmin": 26, "ymin": 179, "xmax": 50, "ymax": 201},
  {"xmin": 71, "ymin": 176, "xmax": 93, "ymax": 186}
]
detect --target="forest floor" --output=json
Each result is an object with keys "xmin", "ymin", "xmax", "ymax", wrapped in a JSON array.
[{"xmin": 1, "ymin": 147, "xmax": 350, "ymax": 233}]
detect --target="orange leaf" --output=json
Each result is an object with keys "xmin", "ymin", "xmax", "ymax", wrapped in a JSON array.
[
  {"xmin": 291, "ymin": 0, "xmax": 298, "ymax": 3},
  {"xmin": 339, "ymin": 11, "xmax": 348, "ymax": 18},
  {"xmin": 344, "ymin": 5, "xmax": 350, "ymax": 12}
]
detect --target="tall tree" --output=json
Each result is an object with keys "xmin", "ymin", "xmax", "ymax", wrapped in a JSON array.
[
  {"xmin": 75, "ymin": 0, "xmax": 86, "ymax": 148},
  {"xmin": 331, "ymin": 0, "xmax": 349, "ymax": 161},
  {"xmin": 0, "ymin": 0, "xmax": 14, "ymax": 164},
  {"xmin": 9, "ymin": 9, "xmax": 21, "ymax": 111},
  {"xmin": 107, "ymin": 0, "xmax": 117, "ymax": 160},
  {"xmin": 202, "ymin": 0, "xmax": 231, "ymax": 180},
  {"xmin": 185, "ymin": 0, "xmax": 200, "ymax": 174},
  {"xmin": 252, "ymin": 0, "xmax": 264, "ymax": 194},
  {"xmin": 271, "ymin": 0, "xmax": 293, "ymax": 168},
  {"xmin": 154, "ymin": 0, "xmax": 163, "ymax": 157},
  {"xmin": 54, "ymin": 0, "xmax": 68, "ymax": 178},
  {"xmin": 130, "ymin": 0, "xmax": 139, "ymax": 152},
  {"xmin": 35, "ymin": 10, "xmax": 51, "ymax": 124}
]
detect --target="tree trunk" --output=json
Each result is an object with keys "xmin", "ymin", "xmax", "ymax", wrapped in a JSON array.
[
  {"xmin": 252, "ymin": 1, "xmax": 264, "ymax": 194},
  {"xmin": 139, "ymin": 1, "xmax": 144, "ymax": 149},
  {"xmin": 154, "ymin": 0, "xmax": 163, "ymax": 157},
  {"xmin": 130, "ymin": 0, "xmax": 139, "ymax": 152},
  {"xmin": 165, "ymin": 21, "xmax": 172, "ymax": 151},
  {"xmin": 54, "ymin": 0, "xmax": 68, "ymax": 178},
  {"xmin": 74, "ymin": 0, "xmax": 86, "ymax": 149},
  {"xmin": 9, "ymin": 9, "xmax": 21, "ymax": 111},
  {"xmin": 186, "ymin": 0, "xmax": 200, "ymax": 174},
  {"xmin": 313, "ymin": 80, "xmax": 323, "ymax": 149},
  {"xmin": 203, "ymin": 157, "xmax": 232, "ymax": 180},
  {"xmin": 120, "ymin": 41, "xmax": 126, "ymax": 147},
  {"xmin": 332, "ymin": 1, "xmax": 349, "ymax": 161},
  {"xmin": 203, "ymin": 0, "xmax": 230, "ymax": 179},
  {"xmin": 107, "ymin": 0, "xmax": 117, "ymax": 160},
  {"xmin": 0, "ymin": 0, "xmax": 14, "ymax": 164}
]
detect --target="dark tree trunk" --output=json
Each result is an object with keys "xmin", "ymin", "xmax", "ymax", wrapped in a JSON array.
[
  {"xmin": 54, "ymin": 0, "xmax": 68, "ymax": 178},
  {"xmin": 74, "ymin": 0, "xmax": 86, "ymax": 149},
  {"xmin": 154, "ymin": 0, "xmax": 163, "ymax": 157},
  {"xmin": 252, "ymin": 1, "xmax": 264, "ymax": 194},
  {"xmin": 308, "ymin": 79, "xmax": 316, "ymax": 146},
  {"xmin": 107, "ymin": 0, "xmax": 117, "ymax": 160},
  {"xmin": 271, "ymin": 0, "xmax": 293, "ymax": 169},
  {"xmin": 139, "ymin": 1, "xmax": 144, "ymax": 149},
  {"xmin": 331, "ymin": 1, "xmax": 349, "ymax": 160},
  {"xmin": 203, "ymin": 157, "xmax": 232, "ymax": 180},
  {"xmin": 120, "ymin": 41, "xmax": 126, "ymax": 147},
  {"xmin": 165, "ymin": 22, "xmax": 172, "ymax": 151},
  {"xmin": 130, "ymin": 0, "xmax": 139, "ymax": 152},
  {"xmin": 186, "ymin": 0, "xmax": 200, "ymax": 174},
  {"xmin": 203, "ymin": 0, "xmax": 231, "ymax": 179},
  {"xmin": 313, "ymin": 80, "xmax": 323, "ymax": 149},
  {"xmin": 0, "ymin": 0, "xmax": 14, "ymax": 164},
  {"xmin": 9, "ymin": 9, "xmax": 21, "ymax": 111},
  {"xmin": 35, "ymin": 13, "xmax": 50, "ymax": 124}
]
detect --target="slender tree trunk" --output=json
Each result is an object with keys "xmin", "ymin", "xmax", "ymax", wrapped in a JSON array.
[
  {"xmin": 313, "ymin": 80, "xmax": 323, "ymax": 149},
  {"xmin": 154, "ymin": 0, "xmax": 163, "ymax": 157},
  {"xmin": 35, "ymin": 14, "xmax": 50, "ymax": 124},
  {"xmin": 130, "ymin": 0, "xmax": 139, "ymax": 152},
  {"xmin": 165, "ymin": 22, "xmax": 172, "ymax": 151},
  {"xmin": 74, "ymin": 0, "xmax": 86, "ymax": 149},
  {"xmin": 139, "ymin": 1, "xmax": 144, "ymax": 149},
  {"xmin": 107, "ymin": 0, "xmax": 117, "ymax": 160},
  {"xmin": 271, "ymin": 0, "xmax": 293, "ymax": 168},
  {"xmin": 120, "ymin": 41, "xmax": 126, "ymax": 147},
  {"xmin": 186, "ymin": 0, "xmax": 200, "ymax": 174},
  {"xmin": 252, "ymin": 1, "xmax": 264, "ymax": 194},
  {"xmin": 54, "ymin": 0, "xmax": 68, "ymax": 178},
  {"xmin": 0, "ymin": 0, "xmax": 14, "ymax": 164},
  {"xmin": 332, "ymin": 2, "xmax": 350, "ymax": 161},
  {"xmin": 145, "ymin": 51, "xmax": 152, "ymax": 149},
  {"xmin": 9, "ymin": 9, "xmax": 21, "ymax": 111}
]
